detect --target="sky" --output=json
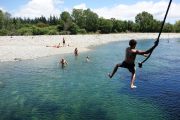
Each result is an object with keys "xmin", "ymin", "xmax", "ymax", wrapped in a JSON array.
[{"xmin": 0, "ymin": 0, "xmax": 180, "ymax": 23}]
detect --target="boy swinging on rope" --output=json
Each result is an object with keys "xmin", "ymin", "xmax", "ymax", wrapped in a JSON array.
[{"xmin": 108, "ymin": 39, "xmax": 158, "ymax": 89}]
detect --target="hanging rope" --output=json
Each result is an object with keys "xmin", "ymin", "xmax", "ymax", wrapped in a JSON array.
[{"xmin": 138, "ymin": 0, "xmax": 172, "ymax": 68}]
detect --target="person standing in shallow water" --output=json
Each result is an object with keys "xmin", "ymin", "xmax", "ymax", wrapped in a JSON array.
[
  {"xmin": 108, "ymin": 39, "xmax": 158, "ymax": 89},
  {"xmin": 86, "ymin": 56, "xmax": 90, "ymax": 62},
  {"xmin": 60, "ymin": 58, "xmax": 68, "ymax": 68},
  {"xmin": 63, "ymin": 37, "xmax": 65, "ymax": 47},
  {"xmin": 74, "ymin": 48, "xmax": 78, "ymax": 56}
]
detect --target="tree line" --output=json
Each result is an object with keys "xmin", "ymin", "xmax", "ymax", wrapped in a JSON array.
[{"xmin": 0, "ymin": 9, "xmax": 180, "ymax": 36}]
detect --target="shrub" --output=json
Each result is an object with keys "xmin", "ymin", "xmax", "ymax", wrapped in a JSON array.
[
  {"xmin": 0, "ymin": 29, "xmax": 8, "ymax": 36},
  {"xmin": 32, "ymin": 26, "xmax": 49, "ymax": 35},
  {"xmin": 48, "ymin": 30, "xmax": 58, "ymax": 35},
  {"xmin": 77, "ymin": 29, "xmax": 87, "ymax": 34},
  {"xmin": 17, "ymin": 28, "xmax": 33, "ymax": 35}
]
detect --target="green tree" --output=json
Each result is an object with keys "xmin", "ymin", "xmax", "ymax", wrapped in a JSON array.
[
  {"xmin": 0, "ymin": 10, "xmax": 4, "ymax": 29},
  {"xmin": 84, "ymin": 9, "xmax": 99, "ymax": 32},
  {"xmin": 57, "ymin": 20, "xmax": 64, "ymax": 32},
  {"xmin": 135, "ymin": 11, "xmax": 154, "ymax": 32},
  {"xmin": 72, "ymin": 9, "xmax": 86, "ymax": 29},
  {"xmin": 132, "ymin": 23, "xmax": 140, "ymax": 32},
  {"xmin": 48, "ymin": 15, "xmax": 58, "ymax": 25},
  {"xmin": 111, "ymin": 19, "xmax": 126, "ymax": 33},
  {"xmin": 98, "ymin": 18, "xmax": 113, "ymax": 33},
  {"xmin": 3, "ymin": 12, "xmax": 11, "ymax": 29},
  {"xmin": 151, "ymin": 20, "xmax": 161, "ymax": 32},
  {"xmin": 69, "ymin": 23, "xmax": 79, "ymax": 34},
  {"xmin": 60, "ymin": 11, "xmax": 72, "ymax": 31},
  {"xmin": 12, "ymin": 18, "xmax": 22, "ymax": 30},
  {"xmin": 174, "ymin": 20, "xmax": 180, "ymax": 32},
  {"xmin": 127, "ymin": 20, "xmax": 134, "ymax": 32},
  {"xmin": 39, "ymin": 16, "xmax": 47, "ymax": 23},
  {"xmin": 163, "ymin": 23, "xmax": 174, "ymax": 32},
  {"xmin": 0, "ymin": 8, "xmax": 177, "ymax": 35}
]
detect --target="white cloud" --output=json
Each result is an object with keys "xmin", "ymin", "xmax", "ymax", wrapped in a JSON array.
[
  {"xmin": 13, "ymin": 0, "xmax": 64, "ymax": 18},
  {"xmin": 62, "ymin": 3, "xmax": 87, "ymax": 16},
  {"xmin": 0, "ymin": 7, "xmax": 5, "ymax": 12},
  {"xmin": 73, "ymin": 3, "xmax": 87, "ymax": 10},
  {"xmin": 92, "ymin": 1, "xmax": 180, "ymax": 23},
  {"xmin": 12, "ymin": 0, "xmax": 180, "ymax": 23}
]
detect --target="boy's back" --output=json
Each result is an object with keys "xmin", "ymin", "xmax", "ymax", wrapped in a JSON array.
[{"xmin": 125, "ymin": 47, "xmax": 137, "ymax": 64}]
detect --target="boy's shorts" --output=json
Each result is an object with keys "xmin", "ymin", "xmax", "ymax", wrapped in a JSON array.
[{"xmin": 120, "ymin": 61, "xmax": 135, "ymax": 73}]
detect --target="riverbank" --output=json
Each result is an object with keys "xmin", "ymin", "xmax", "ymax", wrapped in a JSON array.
[{"xmin": 0, "ymin": 33, "xmax": 179, "ymax": 62}]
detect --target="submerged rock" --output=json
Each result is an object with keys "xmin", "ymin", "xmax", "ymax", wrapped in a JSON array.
[
  {"xmin": 14, "ymin": 58, "xmax": 22, "ymax": 61},
  {"xmin": 0, "ymin": 81, "xmax": 5, "ymax": 88}
]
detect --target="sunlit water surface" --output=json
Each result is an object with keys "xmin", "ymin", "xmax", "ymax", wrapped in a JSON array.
[{"xmin": 0, "ymin": 38, "xmax": 179, "ymax": 120}]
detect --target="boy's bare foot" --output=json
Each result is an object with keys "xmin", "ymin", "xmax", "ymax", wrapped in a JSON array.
[
  {"xmin": 131, "ymin": 85, "xmax": 137, "ymax": 89},
  {"xmin": 108, "ymin": 73, "xmax": 112, "ymax": 78}
]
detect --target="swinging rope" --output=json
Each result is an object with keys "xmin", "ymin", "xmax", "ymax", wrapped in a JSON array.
[{"xmin": 138, "ymin": 0, "xmax": 172, "ymax": 68}]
